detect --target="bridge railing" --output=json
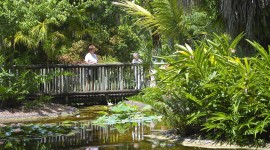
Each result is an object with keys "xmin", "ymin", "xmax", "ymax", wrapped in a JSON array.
[{"xmin": 11, "ymin": 63, "xmax": 147, "ymax": 95}]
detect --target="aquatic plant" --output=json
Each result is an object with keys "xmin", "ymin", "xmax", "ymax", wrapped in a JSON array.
[
  {"xmin": 92, "ymin": 102, "xmax": 161, "ymax": 133},
  {"xmin": 0, "ymin": 122, "xmax": 87, "ymax": 149},
  {"xmin": 0, "ymin": 123, "xmax": 74, "ymax": 139}
]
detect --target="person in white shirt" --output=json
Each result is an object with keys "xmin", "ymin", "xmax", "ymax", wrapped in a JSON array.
[
  {"xmin": 85, "ymin": 45, "xmax": 98, "ymax": 64},
  {"xmin": 132, "ymin": 52, "xmax": 143, "ymax": 89},
  {"xmin": 84, "ymin": 45, "xmax": 98, "ymax": 91}
]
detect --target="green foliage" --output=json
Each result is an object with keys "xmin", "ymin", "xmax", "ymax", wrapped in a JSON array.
[
  {"xmin": 58, "ymin": 40, "xmax": 89, "ymax": 64},
  {"xmin": 0, "ymin": 0, "xmax": 98, "ymax": 64},
  {"xmin": 114, "ymin": 0, "xmax": 186, "ymax": 54},
  {"xmin": 131, "ymin": 33, "xmax": 270, "ymax": 146},
  {"xmin": 182, "ymin": 10, "xmax": 210, "ymax": 38},
  {"xmin": 0, "ymin": 68, "xmax": 63, "ymax": 108},
  {"xmin": 1, "ymin": 0, "xmax": 144, "ymax": 64},
  {"xmin": 115, "ymin": 0, "xmax": 185, "ymax": 39},
  {"xmin": 115, "ymin": 0, "xmax": 221, "ymax": 57},
  {"xmin": 98, "ymin": 55, "xmax": 119, "ymax": 63},
  {"xmin": 110, "ymin": 102, "xmax": 137, "ymax": 113},
  {"xmin": 129, "ymin": 87, "xmax": 181, "ymax": 131},
  {"xmin": 0, "ymin": 69, "xmax": 39, "ymax": 107},
  {"xmin": 109, "ymin": 25, "xmax": 142, "ymax": 62},
  {"xmin": 138, "ymin": 36, "xmax": 154, "ymax": 63},
  {"xmin": 0, "ymin": 55, "xmax": 4, "ymax": 64}
]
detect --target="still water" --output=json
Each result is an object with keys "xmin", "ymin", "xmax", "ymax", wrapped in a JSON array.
[{"xmin": 0, "ymin": 105, "xmax": 242, "ymax": 150}]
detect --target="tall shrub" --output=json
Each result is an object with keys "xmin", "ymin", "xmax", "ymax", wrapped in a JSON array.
[{"xmin": 130, "ymin": 33, "xmax": 270, "ymax": 146}]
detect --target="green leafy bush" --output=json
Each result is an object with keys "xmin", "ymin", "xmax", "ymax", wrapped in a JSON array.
[
  {"xmin": 0, "ymin": 69, "xmax": 38, "ymax": 107},
  {"xmin": 0, "ymin": 68, "xmax": 59, "ymax": 108},
  {"xmin": 129, "ymin": 33, "xmax": 270, "ymax": 146}
]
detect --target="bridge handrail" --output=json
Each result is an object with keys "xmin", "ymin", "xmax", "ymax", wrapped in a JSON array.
[
  {"xmin": 4, "ymin": 63, "xmax": 147, "ymax": 95},
  {"xmin": 10, "ymin": 63, "xmax": 143, "ymax": 68}
]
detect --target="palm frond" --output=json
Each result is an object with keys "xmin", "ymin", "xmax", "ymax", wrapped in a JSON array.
[
  {"xmin": 113, "ymin": 0, "xmax": 184, "ymax": 38},
  {"xmin": 30, "ymin": 21, "xmax": 48, "ymax": 43},
  {"xmin": 113, "ymin": 1, "xmax": 156, "ymax": 30},
  {"xmin": 14, "ymin": 31, "xmax": 37, "ymax": 49}
]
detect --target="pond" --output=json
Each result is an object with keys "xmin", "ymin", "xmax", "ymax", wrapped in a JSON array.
[{"xmin": 0, "ymin": 105, "xmax": 243, "ymax": 150}]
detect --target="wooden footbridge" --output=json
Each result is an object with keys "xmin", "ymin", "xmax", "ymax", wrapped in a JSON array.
[{"xmin": 16, "ymin": 63, "xmax": 148, "ymax": 104}]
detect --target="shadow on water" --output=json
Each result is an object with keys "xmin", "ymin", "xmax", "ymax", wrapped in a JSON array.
[{"xmin": 0, "ymin": 105, "xmax": 244, "ymax": 150}]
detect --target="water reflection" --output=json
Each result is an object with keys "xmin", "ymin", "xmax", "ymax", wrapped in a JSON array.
[
  {"xmin": 32, "ymin": 120, "xmax": 151, "ymax": 149},
  {"xmin": 132, "ymin": 120, "xmax": 144, "ymax": 141},
  {"xmin": 26, "ymin": 120, "xmax": 205, "ymax": 150},
  {"xmin": 0, "ymin": 116, "xmax": 242, "ymax": 150}
]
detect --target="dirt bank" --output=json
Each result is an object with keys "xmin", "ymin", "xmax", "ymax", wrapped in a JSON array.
[
  {"xmin": 0, "ymin": 103, "xmax": 78, "ymax": 124},
  {"xmin": 146, "ymin": 130, "xmax": 270, "ymax": 150}
]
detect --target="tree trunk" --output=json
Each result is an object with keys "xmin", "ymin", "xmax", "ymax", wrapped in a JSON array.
[
  {"xmin": 0, "ymin": 35, "xmax": 5, "ymax": 64},
  {"xmin": 220, "ymin": 0, "xmax": 270, "ymax": 56},
  {"xmin": 152, "ymin": 32, "xmax": 161, "ymax": 56}
]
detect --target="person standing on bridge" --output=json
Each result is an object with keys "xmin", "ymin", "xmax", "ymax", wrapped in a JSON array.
[
  {"xmin": 132, "ymin": 52, "xmax": 143, "ymax": 64},
  {"xmin": 85, "ymin": 45, "xmax": 98, "ymax": 64},
  {"xmin": 132, "ymin": 52, "xmax": 143, "ymax": 89},
  {"xmin": 85, "ymin": 45, "xmax": 98, "ymax": 91}
]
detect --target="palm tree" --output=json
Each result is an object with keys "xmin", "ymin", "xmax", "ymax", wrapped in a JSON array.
[
  {"xmin": 113, "ymin": 0, "xmax": 186, "ymax": 55},
  {"xmin": 15, "ymin": 18, "xmax": 66, "ymax": 63},
  {"xmin": 13, "ymin": 0, "xmax": 91, "ymax": 63}
]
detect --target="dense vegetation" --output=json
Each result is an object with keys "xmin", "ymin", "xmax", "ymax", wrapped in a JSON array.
[
  {"xmin": 124, "ymin": 0, "xmax": 270, "ymax": 147},
  {"xmin": 130, "ymin": 33, "xmax": 270, "ymax": 146},
  {"xmin": 0, "ymin": 0, "xmax": 145, "ymax": 65},
  {"xmin": 1, "ymin": 0, "xmax": 270, "ymax": 147},
  {"xmin": 0, "ymin": 0, "xmax": 146, "ymax": 107}
]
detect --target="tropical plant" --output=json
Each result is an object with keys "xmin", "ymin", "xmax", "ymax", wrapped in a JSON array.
[
  {"xmin": 0, "ymin": 0, "xmax": 103, "ymax": 64},
  {"xmin": 114, "ymin": 0, "xmax": 185, "ymax": 54},
  {"xmin": 0, "ymin": 0, "xmax": 146, "ymax": 64},
  {"xmin": 114, "ymin": 0, "xmax": 221, "ymax": 59},
  {"xmin": 13, "ymin": 0, "xmax": 95, "ymax": 62},
  {"xmin": 0, "ymin": 68, "xmax": 65, "ymax": 108},
  {"xmin": 182, "ymin": 10, "xmax": 211, "ymax": 39},
  {"xmin": 0, "ymin": 69, "xmax": 41, "ymax": 107},
  {"xmin": 129, "ymin": 33, "xmax": 270, "ymax": 146}
]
